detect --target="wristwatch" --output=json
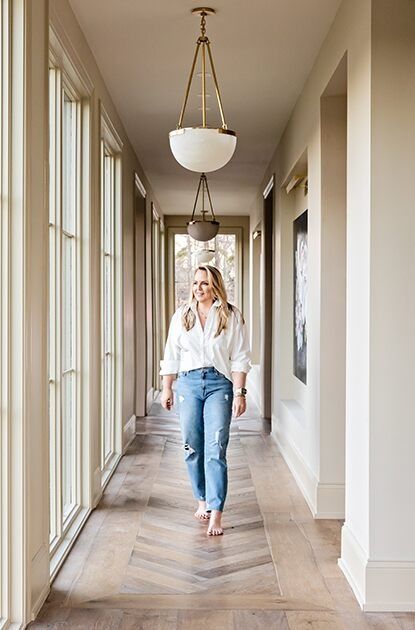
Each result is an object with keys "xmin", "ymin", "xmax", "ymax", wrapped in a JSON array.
[{"xmin": 234, "ymin": 387, "xmax": 247, "ymax": 397}]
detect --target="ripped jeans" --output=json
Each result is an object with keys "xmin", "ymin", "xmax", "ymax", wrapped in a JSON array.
[{"xmin": 176, "ymin": 367, "xmax": 234, "ymax": 512}]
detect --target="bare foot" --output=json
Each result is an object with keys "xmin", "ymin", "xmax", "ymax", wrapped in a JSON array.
[
  {"xmin": 194, "ymin": 500, "xmax": 211, "ymax": 521},
  {"xmin": 207, "ymin": 509, "xmax": 223, "ymax": 536}
]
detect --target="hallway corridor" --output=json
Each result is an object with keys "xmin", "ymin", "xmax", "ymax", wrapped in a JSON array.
[{"xmin": 29, "ymin": 400, "xmax": 413, "ymax": 629}]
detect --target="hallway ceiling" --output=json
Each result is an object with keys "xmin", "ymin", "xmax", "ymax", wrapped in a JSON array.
[{"xmin": 68, "ymin": 0, "xmax": 342, "ymax": 215}]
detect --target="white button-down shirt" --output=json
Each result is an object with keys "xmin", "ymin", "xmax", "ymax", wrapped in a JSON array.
[{"xmin": 160, "ymin": 300, "xmax": 252, "ymax": 382}]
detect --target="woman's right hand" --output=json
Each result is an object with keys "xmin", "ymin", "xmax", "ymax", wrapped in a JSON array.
[{"xmin": 161, "ymin": 388, "xmax": 174, "ymax": 411}]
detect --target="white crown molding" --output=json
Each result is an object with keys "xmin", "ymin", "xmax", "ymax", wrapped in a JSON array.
[
  {"xmin": 100, "ymin": 100, "xmax": 123, "ymax": 153},
  {"xmin": 134, "ymin": 172, "xmax": 147, "ymax": 198},
  {"xmin": 263, "ymin": 174, "xmax": 274, "ymax": 199},
  {"xmin": 49, "ymin": 15, "xmax": 94, "ymax": 97}
]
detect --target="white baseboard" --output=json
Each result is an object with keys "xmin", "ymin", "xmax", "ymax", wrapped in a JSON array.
[
  {"xmin": 30, "ymin": 542, "xmax": 50, "ymax": 622},
  {"xmin": 146, "ymin": 387, "xmax": 154, "ymax": 413},
  {"xmin": 271, "ymin": 419, "xmax": 316, "ymax": 516},
  {"xmin": 315, "ymin": 482, "xmax": 345, "ymax": 519},
  {"xmin": 247, "ymin": 365, "xmax": 261, "ymax": 413},
  {"xmin": 271, "ymin": 415, "xmax": 345, "ymax": 519},
  {"xmin": 122, "ymin": 414, "xmax": 136, "ymax": 451},
  {"xmin": 339, "ymin": 524, "xmax": 415, "ymax": 611},
  {"xmin": 93, "ymin": 465, "xmax": 102, "ymax": 507}
]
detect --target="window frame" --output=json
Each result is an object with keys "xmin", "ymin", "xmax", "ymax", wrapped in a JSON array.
[
  {"xmin": 48, "ymin": 62, "xmax": 84, "ymax": 551},
  {"xmin": 99, "ymin": 103, "xmax": 123, "ymax": 488},
  {"xmin": 167, "ymin": 225, "xmax": 243, "ymax": 320}
]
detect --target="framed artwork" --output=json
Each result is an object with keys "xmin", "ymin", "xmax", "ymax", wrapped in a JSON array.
[{"xmin": 293, "ymin": 210, "xmax": 308, "ymax": 384}]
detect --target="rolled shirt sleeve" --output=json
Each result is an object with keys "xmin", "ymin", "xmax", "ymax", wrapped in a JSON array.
[
  {"xmin": 230, "ymin": 309, "xmax": 252, "ymax": 373},
  {"xmin": 159, "ymin": 309, "xmax": 181, "ymax": 376}
]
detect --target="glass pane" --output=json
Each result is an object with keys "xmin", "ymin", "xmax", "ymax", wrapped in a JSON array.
[
  {"xmin": 62, "ymin": 235, "xmax": 74, "ymax": 371},
  {"xmin": 62, "ymin": 93, "xmax": 76, "ymax": 234},
  {"xmin": 104, "ymin": 154, "xmax": 113, "ymax": 254},
  {"xmin": 104, "ymin": 356, "xmax": 113, "ymax": 462},
  {"xmin": 62, "ymin": 370, "xmax": 75, "ymax": 519},
  {"xmin": 61, "ymin": 90, "xmax": 77, "ymax": 524},
  {"xmin": 104, "ymin": 254, "xmax": 112, "ymax": 352}
]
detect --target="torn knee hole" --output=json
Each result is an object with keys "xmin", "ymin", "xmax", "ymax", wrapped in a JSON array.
[
  {"xmin": 214, "ymin": 429, "xmax": 227, "ymax": 453},
  {"xmin": 183, "ymin": 443, "xmax": 195, "ymax": 455}
]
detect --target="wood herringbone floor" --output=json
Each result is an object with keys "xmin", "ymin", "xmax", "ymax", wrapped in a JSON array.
[{"xmin": 30, "ymin": 399, "xmax": 415, "ymax": 629}]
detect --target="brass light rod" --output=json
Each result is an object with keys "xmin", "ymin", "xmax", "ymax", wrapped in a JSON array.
[
  {"xmin": 176, "ymin": 8, "xmax": 228, "ymax": 130},
  {"xmin": 190, "ymin": 173, "xmax": 217, "ymax": 222}
]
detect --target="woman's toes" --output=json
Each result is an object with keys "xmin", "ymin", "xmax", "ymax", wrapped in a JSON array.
[
  {"xmin": 195, "ymin": 509, "xmax": 210, "ymax": 520},
  {"xmin": 207, "ymin": 526, "xmax": 223, "ymax": 536}
]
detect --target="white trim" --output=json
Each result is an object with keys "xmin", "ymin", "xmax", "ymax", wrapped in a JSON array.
[
  {"xmin": 100, "ymin": 101, "xmax": 123, "ymax": 153},
  {"xmin": 246, "ymin": 364, "xmax": 261, "ymax": 412},
  {"xmin": 49, "ymin": 18, "xmax": 93, "ymax": 97},
  {"xmin": 30, "ymin": 543, "xmax": 50, "ymax": 619},
  {"xmin": 99, "ymin": 109, "xmax": 124, "ymax": 489},
  {"xmin": 134, "ymin": 172, "xmax": 147, "ymax": 198},
  {"xmin": 315, "ymin": 483, "xmax": 345, "ymax": 519},
  {"xmin": 263, "ymin": 174, "xmax": 274, "ymax": 199},
  {"xmin": 49, "ymin": 506, "xmax": 90, "ymax": 580},
  {"xmin": 152, "ymin": 201, "xmax": 160, "ymax": 221},
  {"xmin": 271, "ymin": 416, "xmax": 345, "ymax": 519},
  {"xmin": 339, "ymin": 524, "xmax": 415, "ymax": 611},
  {"xmin": 146, "ymin": 387, "xmax": 155, "ymax": 413},
  {"xmin": 271, "ymin": 419, "xmax": 316, "ymax": 516},
  {"xmin": 338, "ymin": 524, "xmax": 367, "ymax": 608},
  {"xmin": 123, "ymin": 414, "xmax": 136, "ymax": 452}
]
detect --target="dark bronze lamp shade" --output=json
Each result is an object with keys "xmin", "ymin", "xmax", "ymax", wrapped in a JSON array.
[{"xmin": 187, "ymin": 220, "xmax": 219, "ymax": 242}]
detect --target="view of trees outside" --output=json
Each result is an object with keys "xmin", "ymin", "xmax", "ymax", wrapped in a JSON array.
[{"xmin": 174, "ymin": 233, "xmax": 236, "ymax": 309}]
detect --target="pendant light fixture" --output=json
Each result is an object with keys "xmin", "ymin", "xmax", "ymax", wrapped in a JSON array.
[
  {"xmin": 196, "ymin": 243, "xmax": 216, "ymax": 264},
  {"xmin": 187, "ymin": 173, "xmax": 220, "ymax": 241},
  {"xmin": 169, "ymin": 7, "xmax": 237, "ymax": 173}
]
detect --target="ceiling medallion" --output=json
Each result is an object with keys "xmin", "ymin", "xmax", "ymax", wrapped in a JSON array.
[
  {"xmin": 169, "ymin": 7, "xmax": 237, "ymax": 173},
  {"xmin": 187, "ymin": 173, "xmax": 220, "ymax": 241}
]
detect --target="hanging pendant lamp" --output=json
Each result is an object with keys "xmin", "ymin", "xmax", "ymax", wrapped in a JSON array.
[
  {"xmin": 169, "ymin": 7, "xmax": 237, "ymax": 173},
  {"xmin": 187, "ymin": 173, "xmax": 220, "ymax": 241},
  {"xmin": 196, "ymin": 244, "xmax": 216, "ymax": 264}
]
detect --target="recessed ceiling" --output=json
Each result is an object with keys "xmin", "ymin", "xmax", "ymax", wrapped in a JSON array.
[{"xmin": 68, "ymin": 0, "xmax": 342, "ymax": 215}]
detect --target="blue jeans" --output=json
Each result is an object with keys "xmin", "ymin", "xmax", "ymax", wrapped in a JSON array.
[{"xmin": 176, "ymin": 367, "xmax": 234, "ymax": 512}]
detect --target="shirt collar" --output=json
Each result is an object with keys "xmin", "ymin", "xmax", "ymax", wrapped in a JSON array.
[{"xmin": 189, "ymin": 299, "xmax": 220, "ymax": 313}]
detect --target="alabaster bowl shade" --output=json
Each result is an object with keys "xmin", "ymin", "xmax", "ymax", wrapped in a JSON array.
[
  {"xmin": 169, "ymin": 127, "xmax": 237, "ymax": 173},
  {"xmin": 187, "ymin": 220, "xmax": 219, "ymax": 242}
]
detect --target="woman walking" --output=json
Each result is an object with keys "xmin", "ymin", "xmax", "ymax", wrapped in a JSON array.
[{"xmin": 160, "ymin": 265, "xmax": 251, "ymax": 536}]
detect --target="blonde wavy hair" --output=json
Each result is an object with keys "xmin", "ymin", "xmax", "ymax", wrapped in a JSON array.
[{"xmin": 181, "ymin": 265, "xmax": 242, "ymax": 337}]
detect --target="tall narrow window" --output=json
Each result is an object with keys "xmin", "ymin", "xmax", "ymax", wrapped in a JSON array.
[
  {"xmin": 48, "ymin": 66, "xmax": 82, "ymax": 550},
  {"xmin": 100, "ymin": 109, "xmax": 122, "ymax": 484}
]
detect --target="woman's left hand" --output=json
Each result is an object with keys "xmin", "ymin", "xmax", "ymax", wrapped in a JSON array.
[{"xmin": 232, "ymin": 395, "xmax": 246, "ymax": 418}]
